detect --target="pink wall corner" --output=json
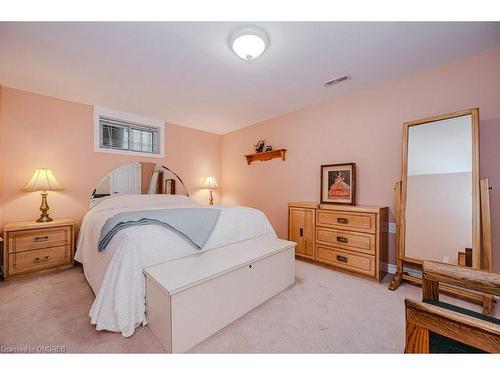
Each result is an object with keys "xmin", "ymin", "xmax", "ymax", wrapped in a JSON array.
[
  {"xmin": 0, "ymin": 86, "xmax": 3, "ymax": 230},
  {"xmin": 0, "ymin": 87, "xmax": 222, "ymax": 232},
  {"xmin": 480, "ymin": 117, "xmax": 500, "ymax": 272},
  {"xmin": 221, "ymin": 47, "xmax": 500, "ymax": 267}
]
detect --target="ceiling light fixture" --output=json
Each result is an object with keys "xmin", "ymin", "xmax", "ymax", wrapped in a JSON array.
[{"xmin": 229, "ymin": 26, "xmax": 269, "ymax": 61}]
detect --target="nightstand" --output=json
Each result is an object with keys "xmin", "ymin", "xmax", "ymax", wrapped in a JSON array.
[{"xmin": 2, "ymin": 218, "xmax": 74, "ymax": 280}]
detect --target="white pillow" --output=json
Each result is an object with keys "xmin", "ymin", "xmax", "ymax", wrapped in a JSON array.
[{"xmin": 91, "ymin": 194, "xmax": 196, "ymax": 212}]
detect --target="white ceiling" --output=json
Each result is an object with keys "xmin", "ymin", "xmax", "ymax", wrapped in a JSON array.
[{"xmin": 1, "ymin": 22, "xmax": 499, "ymax": 134}]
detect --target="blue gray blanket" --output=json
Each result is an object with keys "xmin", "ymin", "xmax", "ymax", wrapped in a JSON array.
[{"xmin": 97, "ymin": 208, "xmax": 221, "ymax": 252}]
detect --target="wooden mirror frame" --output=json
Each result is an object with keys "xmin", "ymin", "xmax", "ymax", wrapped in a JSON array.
[{"xmin": 389, "ymin": 108, "xmax": 489, "ymax": 306}]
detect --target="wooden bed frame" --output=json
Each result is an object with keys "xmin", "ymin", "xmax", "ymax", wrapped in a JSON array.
[{"xmin": 405, "ymin": 261, "xmax": 500, "ymax": 353}]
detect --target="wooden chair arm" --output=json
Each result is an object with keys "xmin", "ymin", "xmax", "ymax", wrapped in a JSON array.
[
  {"xmin": 405, "ymin": 299, "xmax": 500, "ymax": 353},
  {"xmin": 422, "ymin": 261, "xmax": 500, "ymax": 296},
  {"xmin": 406, "ymin": 299, "xmax": 500, "ymax": 335}
]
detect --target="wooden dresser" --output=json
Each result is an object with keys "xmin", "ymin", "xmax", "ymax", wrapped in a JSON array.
[
  {"xmin": 2, "ymin": 218, "xmax": 74, "ymax": 280},
  {"xmin": 288, "ymin": 202, "xmax": 388, "ymax": 282}
]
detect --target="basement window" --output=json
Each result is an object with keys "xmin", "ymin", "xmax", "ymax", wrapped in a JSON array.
[{"xmin": 94, "ymin": 107, "xmax": 165, "ymax": 158}]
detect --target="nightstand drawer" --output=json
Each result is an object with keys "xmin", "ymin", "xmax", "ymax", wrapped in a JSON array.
[
  {"xmin": 8, "ymin": 245, "xmax": 72, "ymax": 275},
  {"xmin": 7, "ymin": 226, "xmax": 72, "ymax": 253}
]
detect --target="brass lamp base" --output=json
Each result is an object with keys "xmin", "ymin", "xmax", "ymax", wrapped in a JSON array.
[
  {"xmin": 208, "ymin": 190, "xmax": 214, "ymax": 205},
  {"xmin": 36, "ymin": 191, "xmax": 53, "ymax": 222}
]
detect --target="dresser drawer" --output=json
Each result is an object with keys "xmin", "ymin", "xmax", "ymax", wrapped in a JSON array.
[
  {"xmin": 316, "ymin": 227, "xmax": 376, "ymax": 255},
  {"xmin": 316, "ymin": 210, "xmax": 376, "ymax": 234},
  {"xmin": 8, "ymin": 245, "xmax": 72, "ymax": 276},
  {"xmin": 316, "ymin": 245, "xmax": 375, "ymax": 277},
  {"xmin": 7, "ymin": 226, "xmax": 72, "ymax": 253}
]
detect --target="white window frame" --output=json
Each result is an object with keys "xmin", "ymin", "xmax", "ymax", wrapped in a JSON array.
[{"xmin": 93, "ymin": 106, "xmax": 165, "ymax": 158}]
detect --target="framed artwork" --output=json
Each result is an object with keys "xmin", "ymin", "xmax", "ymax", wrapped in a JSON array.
[{"xmin": 320, "ymin": 163, "xmax": 356, "ymax": 205}]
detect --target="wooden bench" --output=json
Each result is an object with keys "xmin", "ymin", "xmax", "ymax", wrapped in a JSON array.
[{"xmin": 144, "ymin": 236, "xmax": 296, "ymax": 353}]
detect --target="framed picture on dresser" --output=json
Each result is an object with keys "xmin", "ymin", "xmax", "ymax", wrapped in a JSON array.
[{"xmin": 320, "ymin": 163, "xmax": 356, "ymax": 205}]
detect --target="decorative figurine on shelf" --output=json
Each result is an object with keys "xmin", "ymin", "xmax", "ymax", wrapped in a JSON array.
[
  {"xmin": 254, "ymin": 139, "xmax": 265, "ymax": 153},
  {"xmin": 265, "ymin": 145, "xmax": 273, "ymax": 152}
]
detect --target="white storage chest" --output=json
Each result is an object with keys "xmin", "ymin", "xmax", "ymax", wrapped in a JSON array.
[{"xmin": 144, "ymin": 236, "xmax": 296, "ymax": 353}]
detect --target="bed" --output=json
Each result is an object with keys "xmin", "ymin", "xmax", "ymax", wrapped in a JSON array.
[{"xmin": 75, "ymin": 163, "xmax": 279, "ymax": 337}]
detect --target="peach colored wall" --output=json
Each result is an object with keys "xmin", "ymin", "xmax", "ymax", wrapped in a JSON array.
[
  {"xmin": 0, "ymin": 86, "xmax": 222, "ymax": 232},
  {"xmin": 221, "ymin": 47, "xmax": 500, "ymax": 267},
  {"xmin": 0, "ymin": 86, "xmax": 3, "ymax": 229},
  {"xmin": 480, "ymin": 118, "xmax": 500, "ymax": 272}
]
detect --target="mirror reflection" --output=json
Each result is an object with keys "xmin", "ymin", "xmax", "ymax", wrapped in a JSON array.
[
  {"xmin": 405, "ymin": 115, "xmax": 473, "ymax": 265},
  {"xmin": 90, "ymin": 162, "xmax": 188, "ymax": 206}
]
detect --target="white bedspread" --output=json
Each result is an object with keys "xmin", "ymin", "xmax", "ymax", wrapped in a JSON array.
[{"xmin": 75, "ymin": 194, "xmax": 277, "ymax": 337}]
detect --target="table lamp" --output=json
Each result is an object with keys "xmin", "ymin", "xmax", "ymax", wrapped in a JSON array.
[
  {"xmin": 203, "ymin": 176, "xmax": 218, "ymax": 205},
  {"xmin": 22, "ymin": 168, "xmax": 64, "ymax": 222}
]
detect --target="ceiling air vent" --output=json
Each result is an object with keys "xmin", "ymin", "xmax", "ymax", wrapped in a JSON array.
[{"xmin": 323, "ymin": 75, "xmax": 351, "ymax": 87}]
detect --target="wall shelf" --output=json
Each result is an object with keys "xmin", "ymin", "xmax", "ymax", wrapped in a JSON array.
[{"xmin": 244, "ymin": 149, "xmax": 287, "ymax": 165}]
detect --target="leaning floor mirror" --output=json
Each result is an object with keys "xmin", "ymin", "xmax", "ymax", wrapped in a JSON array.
[{"xmin": 389, "ymin": 108, "xmax": 494, "ymax": 313}]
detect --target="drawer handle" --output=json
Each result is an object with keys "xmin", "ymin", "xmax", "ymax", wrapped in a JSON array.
[
  {"xmin": 34, "ymin": 236, "xmax": 49, "ymax": 242},
  {"xmin": 336, "ymin": 236, "xmax": 348, "ymax": 244},
  {"xmin": 34, "ymin": 256, "xmax": 49, "ymax": 263},
  {"xmin": 299, "ymin": 228, "xmax": 304, "ymax": 237},
  {"xmin": 337, "ymin": 218, "xmax": 349, "ymax": 224},
  {"xmin": 336, "ymin": 255, "xmax": 348, "ymax": 263}
]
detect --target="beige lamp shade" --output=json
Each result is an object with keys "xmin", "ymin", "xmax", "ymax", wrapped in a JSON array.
[
  {"xmin": 203, "ymin": 176, "xmax": 219, "ymax": 190},
  {"xmin": 22, "ymin": 169, "xmax": 64, "ymax": 192}
]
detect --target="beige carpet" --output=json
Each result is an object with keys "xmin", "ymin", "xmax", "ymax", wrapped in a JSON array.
[{"xmin": 0, "ymin": 260, "xmax": 494, "ymax": 353}]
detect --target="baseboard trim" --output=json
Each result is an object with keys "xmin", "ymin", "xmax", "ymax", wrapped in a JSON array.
[{"xmin": 383, "ymin": 263, "xmax": 422, "ymax": 278}]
